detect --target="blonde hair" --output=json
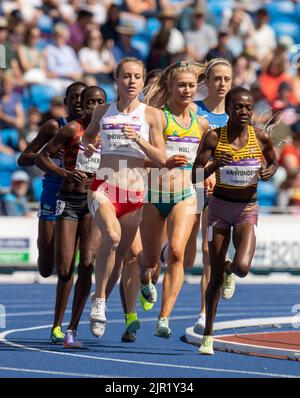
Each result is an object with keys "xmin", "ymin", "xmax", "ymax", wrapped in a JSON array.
[
  {"xmin": 115, "ymin": 57, "xmax": 146, "ymax": 80},
  {"xmin": 204, "ymin": 58, "xmax": 232, "ymax": 79},
  {"xmin": 144, "ymin": 61, "xmax": 206, "ymax": 108}
]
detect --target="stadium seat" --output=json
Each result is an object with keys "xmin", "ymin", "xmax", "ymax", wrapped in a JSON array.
[
  {"xmin": 37, "ymin": 14, "xmax": 53, "ymax": 35},
  {"xmin": 23, "ymin": 84, "xmax": 57, "ymax": 113},
  {"xmin": 206, "ymin": 1, "xmax": 234, "ymax": 27},
  {"xmin": 0, "ymin": 129, "xmax": 20, "ymax": 151},
  {"xmin": 0, "ymin": 153, "xmax": 18, "ymax": 189},
  {"xmin": 267, "ymin": 2, "xmax": 296, "ymax": 23},
  {"xmin": 295, "ymin": 3, "xmax": 300, "ymax": 21},
  {"xmin": 131, "ymin": 34, "xmax": 150, "ymax": 61},
  {"xmin": 32, "ymin": 176, "xmax": 43, "ymax": 202},
  {"xmin": 100, "ymin": 83, "xmax": 116, "ymax": 102},
  {"xmin": 257, "ymin": 180, "xmax": 277, "ymax": 207},
  {"xmin": 145, "ymin": 17, "xmax": 161, "ymax": 39},
  {"xmin": 271, "ymin": 22, "xmax": 300, "ymax": 44}
]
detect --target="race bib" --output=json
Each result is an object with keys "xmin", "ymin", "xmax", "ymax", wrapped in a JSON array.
[
  {"xmin": 166, "ymin": 137, "xmax": 200, "ymax": 166},
  {"xmin": 55, "ymin": 200, "xmax": 65, "ymax": 216},
  {"xmin": 220, "ymin": 159, "xmax": 261, "ymax": 187},
  {"xmin": 75, "ymin": 144, "xmax": 101, "ymax": 174},
  {"xmin": 102, "ymin": 123, "xmax": 140, "ymax": 151}
]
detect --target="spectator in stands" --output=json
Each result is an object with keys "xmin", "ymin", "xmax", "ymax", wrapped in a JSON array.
[
  {"xmin": 8, "ymin": 9, "xmax": 26, "ymax": 48},
  {"xmin": 40, "ymin": 0, "xmax": 64, "ymax": 25},
  {"xmin": 112, "ymin": 24, "xmax": 142, "ymax": 62},
  {"xmin": 205, "ymin": 31, "xmax": 234, "ymax": 63},
  {"xmin": 278, "ymin": 122, "xmax": 300, "ymax": 206},
  {"xmin": 68, "ymin": 9, "xmax": 94, "ymax": 52},
  {"xmin": 79, "ymin": 28, "xmax": 116, "ymax": 84},
  {"xmin": 24, "ymin": 107, "xmax": 43, "ymax": 145},
  {"xmin": 86, "ymin": 0, "xmax": 109, "ymax": 25},
  {"xmin": 222, "ymin": 7, "xmax": 254, "ymax": 59},
  {"xmin": 44, "ymin": 23, "xmax": 83, "ymax": 95},
  {"xmin": 232, "ymin": 53, "xmax": 256, "ymax": 89},
  {"xmin": 250, "ymin": 82, "xmax": 272, "ymax": 130},
  {"xmin": 159, "ymin": 0, "xmax": 194, "ymax": 15},
  {"xmin": 40, "ymin": 96, "xmax": 67, "ymax": 125},
  {"xmin": 124, "ymin": 0, "xmax": 157, "ymax": 16},
  {"xmin": 157, "ymin": 10, "xmax": 185, "ymax": 57},
  {"xmin": 17, "ymin": 27, "xmax": 47, "ymax": 85},
  {"xmin": 0, "ymin": 170, "xmax": 31, "ymax": 216},
  {"xmin": 59, "ymin": 0, "xmax": 81, "ymax": 25},
  {"xmin": 184, "ymin": 5, "xmax": 217, "ymax": 62},
  {"xmin": 245, "ymin": 8, "xmax": 276, "ymax": 65},
  {"xmin": 146, "ymin": 30, "xmax": 172, "ymax": 71},
  {"xmin": 291, "ymin": 67, "xmax": 300, "ymax": 107},
  {"xmin": 101, "ymin": 3, "xmax": 121, "ymax": 42},
  {"xmin": 259, "ymin": 57, "xmax": 293, "ymax": 105},
  {"xmin": 0, "ymin": 70, "xmax": 25, "ymax": 151},
  {"xmin": 0, "ymin": 17, "xmax": 21, "ymax": 82}
]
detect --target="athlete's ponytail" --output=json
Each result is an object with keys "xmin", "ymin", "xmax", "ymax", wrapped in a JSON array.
[{"xmin": 143, "ymin": 61, "xmax": 206, "ymax": 108}]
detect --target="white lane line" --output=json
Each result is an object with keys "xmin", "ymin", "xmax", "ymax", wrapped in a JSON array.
[
  {"xmin": 0, "ymin": 367, "xmax": 117, "ymax": 378},
  {"xmin": 0, "ymin": 320, "xmax": 298, "ymax": 379},
  {"xmin": 3, "ymin": 311, "xmax": 251, "ymax": 318}
]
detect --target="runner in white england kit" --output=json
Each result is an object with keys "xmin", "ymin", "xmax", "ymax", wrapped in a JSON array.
[{"xmin": 83, "ymin": 57, "xmax": 166, "ymax": 340}]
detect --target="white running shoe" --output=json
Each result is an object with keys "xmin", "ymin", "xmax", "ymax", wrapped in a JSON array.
[
  {"xmin": 222, "ymin": 272, "xmax": 236, "ymax": 300},
  {"xmin": 193, "ymin": 313, "xmax": 206, "ymax": 335},
  {"xmin": 140, "ymin": 282, "xmax": 157, "ymax": 304},
  {"xmin": 198, "ymin": 335, "xmax": 214, "ymax": 355},
  {"xmin": 63, "ymin": 329, "xmax": 82, "ymax": 349},
  {"xmin": 90, "ymin": 293, "xmax": 106, "ymax": 337}
]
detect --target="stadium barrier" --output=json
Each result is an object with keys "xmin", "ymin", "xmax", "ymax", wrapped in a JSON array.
[{"xmin": 0, "ymin": 211, "xmax": 300, "ymax": 273}]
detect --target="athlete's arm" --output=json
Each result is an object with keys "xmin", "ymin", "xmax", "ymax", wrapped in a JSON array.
[
  {"xmin": 256, "ymin": 128, "xmax": 278, "ymax": 181},
  {"xmin": 197, "ymin": 115, "xmax": 209, "ymax": 136},
  {"xmin": 36, "ymin": 121, "xmax": 77, "ymax": 178},
  {"xmin": 17, "ymin": 119, "xmax": 59, "ymax": 167},
  {"xmin": 124, "ymin": 106, "xmax": 166, "ymax": 168},
  {"xmin": 192, "ymin": 129, "xmax": 226, "ymax": 183},
  {"xmin": 84, "ymin": 104, "xmax": 109, "ymax": 142}
]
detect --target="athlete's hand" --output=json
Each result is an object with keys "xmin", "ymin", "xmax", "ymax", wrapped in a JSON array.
[
  {"xmin": 166, "ymin": 155, "xmax": 188, "ymax": 169},
  {"xmin": 259, "ymin": 167, "xmax": 272, "ymax": 181},
  {"xmin": 122, "ymin": 124, "xmax": 140, "ymax": 142},
  {"xmin": 65, "ymin": 170, "xmax": 87, "ymax": 183},
  {"xmin": 204, "ymin": 173, "xmax": 215, "ymax": 195}
]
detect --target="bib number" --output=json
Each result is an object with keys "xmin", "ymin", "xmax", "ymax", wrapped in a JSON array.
[
  {"xmin": 220, "ymin": 165, "xmax": 260, "ymax": 186},
  {"xmin": 75, "ymin": 145, "xmax": 101, "ymax": 174}
]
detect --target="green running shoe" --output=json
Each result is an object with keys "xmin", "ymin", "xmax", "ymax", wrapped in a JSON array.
[
  {"xmin": 125, "ymin": 312, "xmax": 141, "ymax": 334},
  {"xmin": 51, "ymin": 326, "xmax": 65, "ymax": 344},
  {"xmin": 139, "ymin": 293, "xmax": 154, "ymax": 311}
]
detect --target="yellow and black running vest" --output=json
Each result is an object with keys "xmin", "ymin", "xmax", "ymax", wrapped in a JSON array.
[{"xmin": 214, "ymin": 125, "xmax": 263, "ymax": 189}]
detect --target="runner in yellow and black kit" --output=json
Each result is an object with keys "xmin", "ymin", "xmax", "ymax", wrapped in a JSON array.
[{"xmin": 192, "ymin": 87, "xmax": 278, "ymax": 354}]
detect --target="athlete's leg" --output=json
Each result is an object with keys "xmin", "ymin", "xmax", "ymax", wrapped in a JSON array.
[
  {"xmin": 37, "ymin": 220, "xmax": 55, "ymax": 277},
  {"xmin": 203, "ymin": 227, "xmax": 231, "ymax": 336},
  {"xmin": 120, "ymin": 229, "xmax": 142, "ymax": 314},
  {"xmin": 229, "ymin": 223, "xmax": 256, "ymax": 278},
  {"xmin": 183, "ymin": 213, "xmax": 201, "ymax": 269},
  {"xmin": 67, "ymin": 214, "xmax": 101, "ymax": 331},
  {"xmin": 139, "ymin": 203, "xmax": 166, "ymax": 285},
  {"xmin": 52, "ymin": 219, "xmax": 78, "ymax": 329},
  {"xmin": 106, "ymin": 209, "xmax": 142, "ymax": 297},
  {"xmin": 200, "ymin": 207, "xmax": 210, "ymax": 314},
  {"xmin": 159, "ymin": 196, "xmax": 197, "ymax": 319}
]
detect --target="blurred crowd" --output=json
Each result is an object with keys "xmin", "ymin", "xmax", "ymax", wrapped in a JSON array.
[{"xmin": 1, "ymin": 0, "xmax": 300, "ymax": 215}]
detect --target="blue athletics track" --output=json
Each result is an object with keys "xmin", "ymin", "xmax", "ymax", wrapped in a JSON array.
[{"xmin": 0, "ymin": 276, "xmax": 300, "ymax": 379}]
